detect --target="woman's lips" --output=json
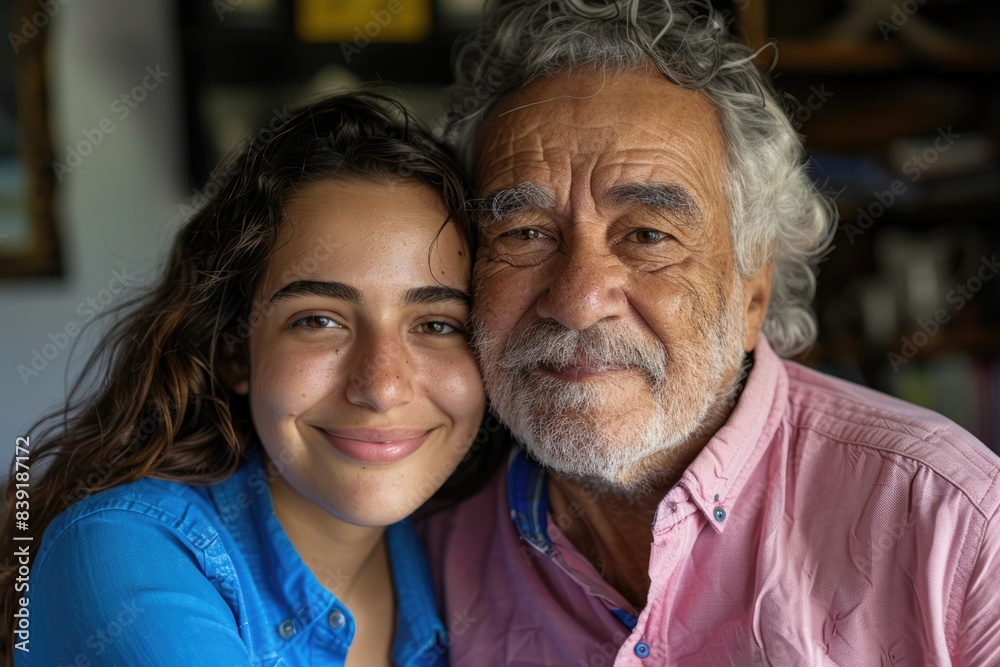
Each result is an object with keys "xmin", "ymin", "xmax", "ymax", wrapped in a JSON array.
[{"xmin": 320, "ymin": 427, "xmax": 431, "ymax": 464}]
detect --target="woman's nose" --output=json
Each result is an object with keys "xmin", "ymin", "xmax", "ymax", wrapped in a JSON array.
[{"xmin": 345, "ymin": 334, "xmax": 415, "ymax": 412}]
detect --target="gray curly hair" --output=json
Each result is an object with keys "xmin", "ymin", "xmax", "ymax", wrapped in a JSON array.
[{"xmin": 439, "ymin": 0, "xmax": 837, "ymax": 357}]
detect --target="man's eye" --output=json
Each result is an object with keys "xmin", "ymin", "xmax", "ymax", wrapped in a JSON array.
[
  {"xmin": 502, "ymin": 228, "xmax": 546, "ymax": 241},
  {"xmin": 290, "ymin": 315, "xmax": 340, "ymax": 329},
  {"xmin": 416, "ymin": 321, "xmax": 461, "ymax": 335},
  {"xmin": 487, "ymin": 225, "xmax": 557, "ymax": 267},
  {"xmin": 629, "ymin": 229, "xmax": 668, "ymax": 244}
]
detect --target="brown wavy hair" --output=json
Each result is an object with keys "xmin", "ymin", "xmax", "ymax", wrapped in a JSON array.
[{"xmin": 0, "ymin": 90, "xmax": 502, "ymax": 661}]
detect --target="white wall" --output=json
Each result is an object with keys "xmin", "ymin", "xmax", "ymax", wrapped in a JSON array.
[{"xmin": 0, "ymin": 1, "xmax": 186, "ymax": 471}]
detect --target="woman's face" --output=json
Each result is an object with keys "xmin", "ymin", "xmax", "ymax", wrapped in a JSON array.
[{"xmin": 234, "ymin": 178, "xmax": 485, "ymax": 527}]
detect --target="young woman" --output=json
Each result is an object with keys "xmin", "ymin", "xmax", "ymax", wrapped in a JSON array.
[{"xmin": 0, "ymin": 92, "xmax": 497, "ymax": 666}]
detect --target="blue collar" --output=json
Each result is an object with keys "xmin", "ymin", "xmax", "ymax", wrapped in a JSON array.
[
  {"xmin": 506, "ymin": 446, "xmax": 638, "ymax": 630},
  {"xmin": 211, "ymin": 446, "xmax": 447, "ymax": 664}
]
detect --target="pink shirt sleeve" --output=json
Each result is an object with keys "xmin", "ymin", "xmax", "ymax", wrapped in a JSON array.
[{"xmin": 956, "ymin": 505, "xmax": 1000, "ymax": 665}]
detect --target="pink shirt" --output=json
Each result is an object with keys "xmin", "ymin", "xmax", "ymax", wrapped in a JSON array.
[{"xmin": 420, "ymin": 336, "xmax": 1000, "ymax": 666}]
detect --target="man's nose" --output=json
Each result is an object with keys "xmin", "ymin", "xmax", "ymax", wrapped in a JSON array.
[
  {"xmin": 535, "ymin": 237, "xmax": 628, "ymax": 331},
  {"xmin": 345, "ymin": 333, "xmax": 415, "ymax": 412}
]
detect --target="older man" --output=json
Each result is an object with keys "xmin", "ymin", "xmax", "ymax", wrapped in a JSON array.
[{"xmin": 420, "ymin": 1, "xmax": 1000, "ymax": 665}]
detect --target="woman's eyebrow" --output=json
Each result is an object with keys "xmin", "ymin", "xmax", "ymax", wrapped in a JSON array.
[
  {"xmin": 269, "ymin": 281, "xmax": 469, "ymax": 307},
  {"xmin": 403, "ymin": 286, "xmax": 471, "ymax": 307},
  {"xmin": 269, "ymin": 280, "xmax": 363, "ymax": 304}
]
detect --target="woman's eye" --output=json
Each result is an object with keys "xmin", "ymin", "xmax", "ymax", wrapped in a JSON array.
[
  {"xmin": 290, "ymin": 315, "xmax": 340, "ymax": 329},
  {"xmin": 416, "ymin": 321, "xmax": 461, "ymax": 335},
  {"xmin": 629, "ymin": 229, "xmax": 669, "ymax": 244}
]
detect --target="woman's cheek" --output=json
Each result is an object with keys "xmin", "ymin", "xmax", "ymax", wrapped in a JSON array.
[
  {"xmin": 250, "ymin": 343, "xmax": 343, "ymax": 419},
  {"xmin": 426, "ymin": 348, "xmax": 486, "ymax": 425}
]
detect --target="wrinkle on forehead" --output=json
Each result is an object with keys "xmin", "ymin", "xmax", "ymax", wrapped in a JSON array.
[
  {"xmin": 474, "ymin": 75, "xmax": 728, "ymax": 247},
  {"xmin": 480, "ymin": 67, "xmax": 721, "ymax": 139}
]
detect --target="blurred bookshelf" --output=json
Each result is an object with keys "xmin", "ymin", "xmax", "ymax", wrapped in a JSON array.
[{"xmin": 734, "ymin": 0, "xmax": 1000, "ymax": 452}]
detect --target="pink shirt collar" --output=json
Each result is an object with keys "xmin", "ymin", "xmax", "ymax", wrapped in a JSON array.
[{"xmin": 673, "ymin": 334, "xmax": 787, "ymax": 535}]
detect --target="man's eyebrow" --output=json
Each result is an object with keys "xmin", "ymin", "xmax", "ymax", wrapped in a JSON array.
[
  {"xmin": 403, "ymin": 286, "xmax": 470, "ymax": 307},
  {"xmin": 269, "ymin": 280, "xmax": 363, "ymax": 304},
  {"xmin": 470, "ymin": 183, "xmax": 556, "ymax": 226},
  {"xmin": 606, "ymin": 183, "xmax": 702, "ymax": 223}
]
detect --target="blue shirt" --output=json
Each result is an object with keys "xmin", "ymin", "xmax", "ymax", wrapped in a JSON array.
[{"xmin": 17, "ymin": 448, "xmax": 447, "ymax": 666}]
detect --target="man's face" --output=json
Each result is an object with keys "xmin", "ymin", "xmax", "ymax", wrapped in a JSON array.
[{"xmin": 471, "ymin": 68, "xmax": 771, "ymax": 491}]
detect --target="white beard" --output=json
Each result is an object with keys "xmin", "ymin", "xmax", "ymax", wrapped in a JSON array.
[{"xmin": 473, "ymin": 277, "xmax": 749, "ymax": 493}]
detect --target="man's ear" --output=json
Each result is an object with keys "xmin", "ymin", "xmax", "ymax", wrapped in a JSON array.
[
  {"xmin": 218, "ymin": 339, "xmax": 250, "ymax": 396},
  {"xmin": 742, "ymin": 262, "xmax": 774, "ymax": 352}
]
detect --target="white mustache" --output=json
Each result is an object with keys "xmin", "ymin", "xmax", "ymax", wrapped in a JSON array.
[{"xmin": 489, "ymin": 319, "xmax": 668, "ymax": 388}]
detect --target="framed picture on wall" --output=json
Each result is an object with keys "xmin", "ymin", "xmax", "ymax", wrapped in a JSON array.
[{"xmin": 1, "ymin": 0, "xmax": 62, "ymax": 279}]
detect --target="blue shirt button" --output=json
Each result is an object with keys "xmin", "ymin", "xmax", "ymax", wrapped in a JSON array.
[
  {"xmin": 714, "ymin": 507, "xmax": 726, "ymax": 522},
  {"xmin": 277, "ymin": 619, "xmax": 296, "ymax": 639},
  {"xmin": 635, "ymin": 641, "xmax": 650, "ymax": 658},
  {"xmin": 328, "ymin": 609, "xmax": 346, "ymax": 629}
]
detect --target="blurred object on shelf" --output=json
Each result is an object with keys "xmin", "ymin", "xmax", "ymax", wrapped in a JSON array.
[
  {"xmin": 439, "ymin": 0, "xmax": 488, "ymax": 30},
  {"xmin": 809, "ymin": 124, "xmax": 1000, "ymax": 226},
  {"xmin": 745, "ymin": 0, "xmax": 1000, "ymax": 71},
  {"xmin": 886, "ymin": 132, "xmax": 995, "ymax": 181},
  {"xmin": 795, "ymin": 77, "xmax": 971, "ymax": 152},
  {"xmin": 210, "ymin": 0, "xmax": 281, "ymax": 30},
  {"xmin": 849, "ymin": 277, "xmax": 898, "ymax": 347},
  {"xmin": 834, "ymin": 224, "xmax": 997, "ymax": 348},
  {"xmin": 876, "ymin": 228, "xmax": 958, "ymax": 326},
  {"xmin": 294, "ymin": 0, "xmax": 432, "ymax": 44}
]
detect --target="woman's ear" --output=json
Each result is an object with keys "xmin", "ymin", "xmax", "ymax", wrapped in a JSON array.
[{"xmin": 218, "ymin": 339, "xmax": 250, "ymax": 396}]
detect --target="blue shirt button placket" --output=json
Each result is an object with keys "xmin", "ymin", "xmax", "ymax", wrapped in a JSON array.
[
  {"xmin": 328, "ymin": 609, "xmax": 347, "ymax": 629},
  {"xmin": 277, "ymin": 619, "xmax": 296, "ymax": 640}
]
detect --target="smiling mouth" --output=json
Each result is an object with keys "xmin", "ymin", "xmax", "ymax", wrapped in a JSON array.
[
  {"xmin": 536, "ymin": 351, "xmax": 630, "ymax": 381},
  {"xmin": 538, "ymin": 362, "xmax": 629, "ymax": 381},
  {"xmin": 318, "ymin": 427, "xmax": 433, "ymax": 464}
]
